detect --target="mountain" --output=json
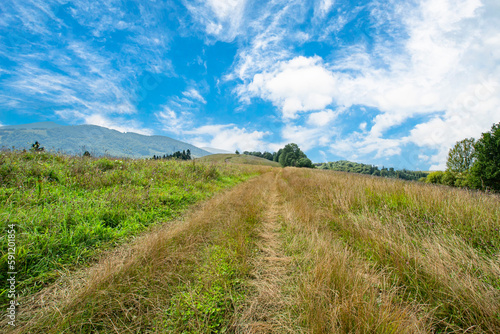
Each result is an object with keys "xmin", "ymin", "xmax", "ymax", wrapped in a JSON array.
[
  {"xmin": 0, "ymin": 122, "xmax": 211, "ymax": 158},
  {"xmin": 201, "ymin": 147, "xmax": 232, "ymax": 154},
  {"xmin": 1, "ymin": 121, "xmax": 64, "ymax": 130}
]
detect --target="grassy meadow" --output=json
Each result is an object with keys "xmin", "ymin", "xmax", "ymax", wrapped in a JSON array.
[
  {"xmin": 2, "ymin": 153, "xmax": 499, "ymax": 333},
  {"xmin": 0, "ymin": 151, "xmax": 262, "ymax": 306}
]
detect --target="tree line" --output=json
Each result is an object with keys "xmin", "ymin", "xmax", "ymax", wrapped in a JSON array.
[
  {"xmin": 425, "ymin": 122, "xmax": 500, "ymax": 191},
  {"xmin": 152, "ymin": 149, "xmax": 191, "ymax": 160},
  {"xmin": 237, "ymin": 143, "xmax": 314, "ymax": 168},
  {"xmin": 316, "ymin": 160, "xmax": 428, "ymax": 181}
]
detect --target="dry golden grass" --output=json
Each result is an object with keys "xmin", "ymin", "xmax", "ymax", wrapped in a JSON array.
[
  {"xmin": 276, "ymin": 168, "xmax": 500, "ymax": 333},
  {"xmin": 196, "ymin": 154, "xmax": 281, "ymax": 167},
  {"xmin": 234, "ymin": 172, "xmax": 299, "ymax": 333}
]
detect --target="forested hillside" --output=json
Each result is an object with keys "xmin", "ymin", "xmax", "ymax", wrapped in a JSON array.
[{"xmin": 316, "ymin": 160, "xmax": 428, "ymax": 181}]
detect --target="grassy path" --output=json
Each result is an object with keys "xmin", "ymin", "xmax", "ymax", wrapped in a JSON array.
[
  {"xmin": 235, "ymin": 171, "xmax": 296, "ymax": 333},
  {"xmin": 4, "ymin": 167, "xmax": 500, "ymax": 333}
]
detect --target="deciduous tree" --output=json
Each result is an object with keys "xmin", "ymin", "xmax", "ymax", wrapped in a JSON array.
[
  {"xmin": 446, "ymin": 138, "xmax": 475, "ymax": 173},
  {"xmin": 470, "ymin": 122, "xmax": 500, "ymax": 191}
]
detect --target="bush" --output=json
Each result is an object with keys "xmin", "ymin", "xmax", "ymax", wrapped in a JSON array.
[
  {"xmin": 426, "ymin": 171, "xmax": 445, "ymax": 184},
  {"xmin": 454, "ymin": 173, "xmax": 472, "ymax": 188},
  {"xmin": 96, "ymin": 158, "xmax": 114, "ymax": 172},
  {"xmin": 441, "ymin": 171, "xmax": 456, "ymax": 186}
]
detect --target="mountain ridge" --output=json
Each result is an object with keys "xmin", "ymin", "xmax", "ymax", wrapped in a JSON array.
[{"xmin": 0, "ymin": 122, "xmax": 211, "ymax": 158}]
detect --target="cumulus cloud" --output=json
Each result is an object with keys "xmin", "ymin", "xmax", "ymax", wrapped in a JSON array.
[
  {"xmin": 235, "ymin": 0, "xmax": 500, "ymax": 168},
  {"xmin": 248, "ymin": 56, "xmax": 337, "ymax": 119},
  {"xmin": 185, "ymin": 124, "xmax": 269, "ymax": 152},
  {"xmin": 84, "ymin": 114, "xmax": 153, "ymax": 135}
]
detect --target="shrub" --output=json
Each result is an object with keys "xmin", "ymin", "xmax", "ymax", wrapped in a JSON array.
[
  {"xmin": 426, "ymin": 171, "xmax": 445, "ymax": 184},
  {"xmin": 96, "ymin": 158, "xmax": 114, "ymax": 172},
  {"xmin": 441, "ymin": 171, "xmax": 456, "ymax": 186}
]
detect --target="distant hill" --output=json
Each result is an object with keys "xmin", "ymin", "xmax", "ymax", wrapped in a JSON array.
[
  {"xmin": 0, "ymin": 122, "xmax": 211, "ymax": 158},
  {"xmin": 316, "ymin": 160, "xmax": 428, "ymax": 181},
  {"xmin": 196, "ymin": 154, "xmax": 281, "ymax": 167},
  {"xmin": 1, "ymin": 121, "xmax": 64, "ymax": 130},
  {"xmin": 201, "ymin": 147, "xmax": 232, "ymax": 154}
]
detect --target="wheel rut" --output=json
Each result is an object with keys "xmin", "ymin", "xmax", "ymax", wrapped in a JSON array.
[{"xmin": 236, "ymin": 172, "xmax": 294, "ymax": 333}]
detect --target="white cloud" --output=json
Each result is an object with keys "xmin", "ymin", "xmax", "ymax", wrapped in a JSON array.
[
  {"xmin": 182, "ymin": 88, "xmax": 206, "ymax": 104},
  {"xmin": 184, "ymin": 0, "xmax": 248, "ymax": 42},
  {"xmin": 307, "ymin": 109, "xmax": 338, "ymax": 127},
  {"xmin": 248, "ymin": 56, "xmax": 337, "ymax": 119},
  {"xmin": 185, "ymin": 124, "xmax": 269, "ymax": 152},
  {"xmin": 154, "ymin": 99, "xmax": 270, "ymax": 152},
  {"xmin": 281, "ymin": 123, "xmax": 334, "ymax": 151},
  {"xmin": 156, "ymin": 106, "xmax": 192, "ymax": 135},
  {"xmin": 236, "ymin": 0, "xmax": 500, "ymax": 168},
  {"xmin": 315, "ymin": 0, "xmax": 335, "ymax": 19},
  {"xmin": 84, "ymin": 114, "xmax": 153, "ymax": 135},
  {"xmin": 228, "ymin": 0, "xmax": 308, "ymax": 83}
]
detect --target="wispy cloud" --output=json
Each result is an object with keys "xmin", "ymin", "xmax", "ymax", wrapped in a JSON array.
[
  {"xmin": 182, "ymin": 88, "xmax": 207, "ymax": 104},
  {"xmin": 232, "ymin": 0, "xmax": 500, "ymax": 169},
  {"xmin": 0, "ymin": 0, "xmax": 177, "ymax": 135},
  {"xmin": 84, "ymin": 114, "xmax": 153, "ymax": 135},
  {"xmin": 156, "ymin": 106, "xmax": 192, "ymax": 135},
  {"xmin": 184, "ymin": 0, "xmax": 248, "ymax": 42},
  {"xmin": 155, "ymin": 89, "xmax": 269, "ymax": 151},
  {"xmin": 2, "ymin": 0, "xmax": 499, "ymax": 168}
]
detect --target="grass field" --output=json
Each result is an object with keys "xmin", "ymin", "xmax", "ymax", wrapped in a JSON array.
[
  {"xmin": 0, "ymin": 151, "xmax": 264, "ymax": 306},
  {"xmin": 196, "ymin": 154, "xmax": 281, "ymax": 167},
  {"xmin": 2, "ymin": 154, "xmax": 500, "ymax": 333}
]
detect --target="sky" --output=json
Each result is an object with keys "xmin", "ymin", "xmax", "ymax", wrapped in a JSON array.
[{"xmin": 0, "ymin": 0, "xmax": 499, "ymax": 170}]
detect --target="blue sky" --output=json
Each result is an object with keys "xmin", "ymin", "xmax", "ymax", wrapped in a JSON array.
[{"xmin": 1, "ymin": 0, "xmax": 499, "ymax": 170}]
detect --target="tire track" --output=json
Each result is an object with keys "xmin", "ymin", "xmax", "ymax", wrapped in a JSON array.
[{"xmin": 235, "ymin": 172, "xmax": 296, "ymax": 333}]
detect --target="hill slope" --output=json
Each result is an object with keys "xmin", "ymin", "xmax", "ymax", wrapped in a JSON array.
[
  {"xmin": 0, "ymin": 122, "xmax": 210, "ymax": 158},
  {"xmin": 197, "ymin": 153, "xmax": 281, "ymax": 167},
  {"xmin": 316, "ymin": 160, "xmax": 428, "ymax": 181},
  {"xmin": 9, "ymin": 165, "xmax": 500, "ymax": 333}
]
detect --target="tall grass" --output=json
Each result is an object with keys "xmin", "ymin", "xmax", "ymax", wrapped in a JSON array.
[
  {"xmin": 277, "ymin": 168, "xmax": 500, "ymax": 333},
  {"xmin": 4, "ymin": 161, "xmax": 499, "ymax": 333},
  {"xmin": 0, "ymin": 150, "xmax": 259, "ymax": 306}
]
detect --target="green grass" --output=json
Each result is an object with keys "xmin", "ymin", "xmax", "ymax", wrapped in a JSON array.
[
  {"xmin": 5, "ymin": 162, "xmax": 499, "ymax": 333},
  {"xmin": 196, "ymin": 154, "xmax": 281, "ymax": 167},
  {"xmin": 0, "ymin": 151, "xmax": 258, "ymax": 305}
]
